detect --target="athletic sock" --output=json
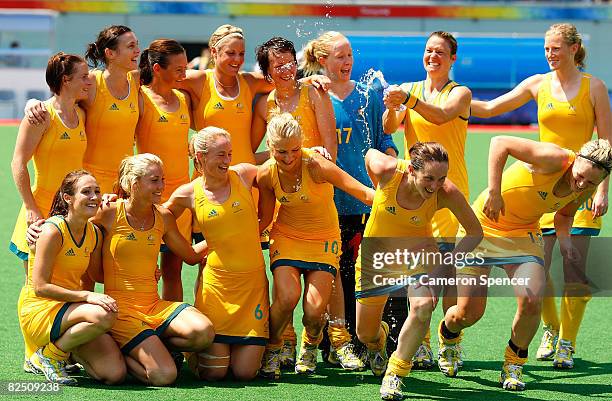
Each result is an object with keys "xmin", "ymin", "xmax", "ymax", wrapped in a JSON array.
[
  {"xmin": 302, "ymin": 327, "xmax": 323, "ymax": 348},
  {"xmin": 266, "ymin": 339, "xmax": 283, "ymax": 352},
  {"xmin": 387, "ymin": 352, "xmax": 412, "ymax": 377},
  {"xmin": 541, "ymin": 278, "xmax": 560, "ymax": 331},
  {"xmin": 559, "ymin": 283, "xmax": 592, "ymax": 348},
  {"xmin": 423, "ymin": 328, "xmax": 431, "ymax": 347},
  {"xmin": 282, "ymin": 322, "xmax": 297, "ymax": 345},
  {"xmin": 43, "ymin": 342, "xmax": 69, "ymax": 361},
  {"xmin": 439, "ymin": 320, "xmax": 461, "ymax": 341},
  {"xmin": 506, "ymin": 339, "xmax": 528, "ymax": 362},
  {"xmin": 328, "ymin": 325, "xmax": 352, "ymax": 349}
]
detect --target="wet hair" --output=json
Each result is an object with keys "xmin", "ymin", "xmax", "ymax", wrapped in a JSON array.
[
  {"xmin": 428, "ymin": 31, "xmax": 458, "ymax": 56},
  {"xmin": 546, "ymin": 23, "xmax": 586, "ymax": 69},
  {"xmin": 408, "ymin": 142, "xmax": 449, "ymax": 171},
  {"xmin": 255, "ymin": 37, "xmax": 297, "ymax": 78},
  {"xmin": 139, "ymin": 39, "xmax": 185, "ymax": 85},
  {"xmin": 577, "ymin": 138, "xmax": 612, "ymax": 176},
  {"xmin": 189, "ymin": 126, "xmax": 231, "ymax": 173},
  {"xmin": 116, "ymin": 153, "xmax": 163, "ymax": 199},
  {"xmin": 301, "ymin": 31, "xmax": 345, "ymax": 77},
  {"xmin": 266, "ymin": 113, "xmax": 303, "ymax": 150},
  {"xmin": 46, "ymin": 52, "xmax": 87, "ymax": 95},
  {"xmin": 85, "ymin": 25, "xmax": 133, "ymax": 68},
  {"xmin": 49, "ymin": 170, "xmax": 94, "ymax": 217}
]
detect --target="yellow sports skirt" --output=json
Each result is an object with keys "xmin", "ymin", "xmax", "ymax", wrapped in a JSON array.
[
  {"xmin": 355, "ymin": 237, "xmax": 437, "ymax": 303},
  {"xmin": 540, "ymin": 193, "xmax": 602, "ymax": 236},
  {"xmin": 457, "ymin": 222, "xmax": 545, "ymax": 276},
  {"xmin": 195, "ymin": 266, "xmax": 269, "ymax": 345},
  {"xmin": 106, "ymin": 290, "xmax": 189, "ymax": 354},
  {"xmin": 10, "ymin": 190, "xmax": 54, "ymax": 261},
  {"xmin": 269, "ymin": 230, "xmax": 341, "ymax": 276},
  {"xmin": 18, "ymin": 286, "xmax": 72, "ymax": 348}
]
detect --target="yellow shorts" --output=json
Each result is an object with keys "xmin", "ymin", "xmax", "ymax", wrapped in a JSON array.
[
  {"xmin": 107, "ymin": 291, "xmax": 189, "ymax": 354},
  {"xmin": 10, "ymin": 194, "xmax": 54, "ymax": 261},
  {"xmin": 355, "ymin": 237, "xmax": 436, "ymax": 300},
  {"xmin": 540, "ymin": 193, "xmax": 602, "ymax": 235},
  {"xmin": 195, "ymin": 267, "xmax": 269, "ymax": 345},
  {"xmin": 457, "ymin": 223, "xmax": 544, "ymax": 275},
  {"xmin": 18, "ymin": 288, "xmax": 71, "ymax": 348},
  {"xmin": 269, "ymin": 230, "xmax": 341, "ymax": 276}
]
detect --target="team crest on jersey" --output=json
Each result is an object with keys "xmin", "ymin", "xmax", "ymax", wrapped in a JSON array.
[
  {"xmin": 180, "ymin": 114, "xmax": 189, "ymax": 124},
  {"xmin": 208, "ymin": 209, "xmax": 219, "ymax": 218},
  {"xmin": 109, "ymin": 103, "xmax": 119, "ymax": 111},
  {"xmin": 125, "ymin": 232, "xmax": 137, "ymax": 241},
  {"xmin": 158, "ymin": 115, "xmax": 169, "ymax": 123},
  {"xmin": 551, "ymin": 202, "xmax": 561, "ymax": 211},
  {"xmin": 147, "ymin": 234, "xmax": 155, "ymax": 244},
  {"xmin": 236, "ymin": 102, "xmax": 245, "ymax": 113},
  {"xmin": 271, "ymin": 249, "xmax": 280, "ymax": 258},
  {"xmin": 60, "ymin": 132, "xmax": 70, "ymax": 140},
  {"xmin": 213, "ymin": 102, "xmax": 224, "ymax": 110},
  {"xmin": 279, "ymin": 196, "xmax": 290, "ymax": 203},
  {"xmin": 385, "ymin": 206, "xmax": 396, "ymax": 215},
  {"xmin": 567, "ymin": 105, "xmax": 577, "ymax": 115},
  {"xmin": 65, "ymin": 248, "xmax": 76, "ymax": 256},
  {"xmin": 299, "ymin": 194, "xmax": 309, "ymax": 202},
  {"xmin": 79, "ymin": 131, "xmax": 86, "ymax": 141},
  {"xmin": 129, "ymin": 102, "xmax": 136, "ymax": 112},
  {"xmin": 538, "ymin": 191, "xmax": 548, "ymax": 200},
  {"xmin": 410, "ymin": 216, "xmax": 420, "ymax": 224}
]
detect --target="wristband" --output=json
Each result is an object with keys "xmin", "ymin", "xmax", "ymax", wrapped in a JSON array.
[{"xmin": 404, "ymin": 94, "xmax": 418, "ymax": 109}]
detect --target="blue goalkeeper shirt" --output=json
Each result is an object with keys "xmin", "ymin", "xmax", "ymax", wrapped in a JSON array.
[{"xmin": 332, "ymin": 81, "xmax": 398, "ymax": 216}]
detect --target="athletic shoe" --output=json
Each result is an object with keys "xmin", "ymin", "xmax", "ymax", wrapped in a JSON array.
[
  {"xmin": 330, "ymin": 342, "xmax": 365, "ymax": 371},
  {"xmin": 412, "ymin": 342, "xmax": 435, "ymax": 369},
  {"xmin": 259, "ymin": 348, "xmax": 281, "ymax": 379},
  {"xmin": 536, "ymin": 326, "xmax": 558, "ymax": 361},
  {"xmin": 29, "ymin": 349, "xmax": 77, "ymax": 386},
  {"xmin": 279, "ymin": 340, "xmax": 296, "ymax": 369},
  {"xmin": 380, "ymin": 372, "xmax": 404, "ymax": 400},
  {"xmin": 295, "ymin": 343, "xmax": 318, "ymax": 375},
  {"xmin": 456, "ymin": 343, "xmax": 465, "ymax": 368},
  {"xmin": 367, "ymin": 321, "xmax": 389, "ymax": 377},
  {"xmin": 437, "ymin": 342, "xmax": 461, "ymax": 377},
  {"xmin": 23, "ymin": 358, "xmax": 41, "ymax": 374},
  {"xmin": 500, "ymin": 363, "xmax": 525, "ymax": 391},
  {"xmin": 553, "ymin": 339, "xmax": 575, "ymax": 369}
]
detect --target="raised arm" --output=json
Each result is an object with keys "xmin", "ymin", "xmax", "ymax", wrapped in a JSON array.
[
  {"xmin": 471, "ymin": 74, "xmax": 542, "ymax": 118},
  {"xmin": 365, "ymin": 148, "xmax": 399, "ymax": 189},
  {"xmin": 382, "ymin": 83, "xmax": 409, "ymax": 134},
  {"xmin": 309, "ymin": 86, "xmax": 337, "ymax": 162}
]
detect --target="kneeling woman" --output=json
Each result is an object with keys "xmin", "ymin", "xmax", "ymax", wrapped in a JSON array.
[
  {"xmin": 355, "ymin": 144, "xmax": 482, "ymax": 401},
  {"xmin": 438, "ymin": 137, "xmax": 611, "ymax": 391},
  {"xmin": 165, "ymin": 126, "xmax": 268, "ymax": 381},
  {"xmin": 20, "ymin": 171, "xmax": 126, "ymax": 386},
  {"xmin": 93, "ymin": 153, "xmax": 214, "ymax": 386},
  {"xmin": 258, "ymin": 113, "xmax": 375, "ymax": 378}
]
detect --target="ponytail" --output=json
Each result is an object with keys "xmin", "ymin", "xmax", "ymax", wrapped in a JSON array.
[{"xmin": 139, "ymin": 48, "xmax": 152, "ymax": 85}]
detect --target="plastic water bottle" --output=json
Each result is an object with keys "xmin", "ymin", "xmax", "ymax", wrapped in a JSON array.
[{"xmin": 375, "ymin": 70, "xmax": 406, "ymax": 111}]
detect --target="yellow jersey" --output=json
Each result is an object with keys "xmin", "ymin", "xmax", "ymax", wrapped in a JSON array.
[
  {"xmin": 83, "ymin": 70, "xmax": 139, "ymax": 192},
  {"xmin": 403, "ymin": 80, "xmax": 469, "ymax": 197},
  {"xmin": 266, "ymin": 85, "xmax": 321, "ymax": 148},
  {"xmin": 193, "ymin": 70, "xmax": 255, "ymax": 165},
  {"xmin": 538, "ymin": 72, "xmax": 599, "ymax": 231},
  {"xmin": 136, "ymin": 87, "xmax": 190, "ymax": 199},
  {"xmin": 26, "ymin": 216, "xmax": 99, "ymax": 291},
  {"xmin": 473, "ymin": 151, "xmax": 581, "ymax": 231},
  {"xmin": 103, "ymin": 199, "xmax": 164, "ymax": 298},
  {"xmin": 266, "ymin": 148, "xmax": 340, "ymax": 240},
  {"xmin": 193, "ymin": 171, "xmax": 265, "ymax": 272},
  {"xmin": 33, "ymin": 100, "xmax": 87, "ymax": 202}
]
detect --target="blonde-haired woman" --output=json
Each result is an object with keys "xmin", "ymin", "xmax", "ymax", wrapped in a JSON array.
[
  {"xmin": 165, "ymin": 126, "xmax": 268, "ymax": 381},
  {"xmin": 300, "ymin": 30, "xmax": 398, "ymax": 370},
  {"xmin": 258, "ymin": 113, "xmax": 374, "ymax": 378},
  {"xmin": 471, "ymin": 22, "xmax": 611, "ymax": 369},
  {"xmin": 92, "ymin": 153, "xmax": 214, "ymax": 386}
]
